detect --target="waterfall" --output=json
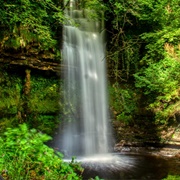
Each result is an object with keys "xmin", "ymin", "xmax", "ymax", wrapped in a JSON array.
[{"xmin": 60, "ymin": 0, "xmax": 111, "ymax": 157}]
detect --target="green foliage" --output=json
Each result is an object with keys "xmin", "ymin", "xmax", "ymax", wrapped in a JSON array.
[
  {"xmin": 0, "ymin": 70, "xmax": 22, "ymax": 115},
  {"xmin": 135, "ymin": 57, "xmax": 180, "ymax": 95},
  {"xmin": 0, "ymin": 117, "xmax": 19, "ymax": 134},
  {"xmin": 89, "ymin": 176, "xmax": 104, "ymax": 180},
  {"xmin": 163, "ymin": 175, "xmax": 180, "ymax": 180},
  {"xmin": 0, "ymin": 68, "xmax": 62, "ymax": 134},
  {"xmin": 135, "ymin": 55, "xmax": 180, "ymax": 124},
  {"xmin": 26, "ymin": 75, "xmax": 62, "ymax": 133},
  {"xmin": 134, "ymin": 0, "xmax": 180, "ymax": 65},
  {"xmin": 29, "ymin": 76, "xmax": 60, "ymax": 114},
  {"xmin": 109, "ymin": 82, "xmax": 138, "ymax": 124},
  {"xmin": 134, "ymin": 0, "xmax": 180, "ymax": 125},
  {"xmin": 107, "ymin": 36, "xmax": 140, "ymax": 81},
  {"xmin": 102, "ymin": 0, "xmax": 143, "ymax": 81},
  {"xmin": 0, "ymin": 69, "xmax": 23, "ymax": 132},
  {"xmin": 33, "ymin": 115, "xmax": 59, "ymax": 135},
  {"xmin": 0, "ymin": 0, "xmax": 65, "ymax": 50},
  {"xmin": 103, "ymin": 0, "xmax": 180, "ymax": 80},
  {"xmin": 0, "ymin": 124, "xmax": 83, "ymax": 180},
  {"xmin": 102, "ymin": 0, "xmax": 180, "ymax": 125},
  {"xmin": 82, "ymin": 0, "xmax": 107, "ymax": 21}
]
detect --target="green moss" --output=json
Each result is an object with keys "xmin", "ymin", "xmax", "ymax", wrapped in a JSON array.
[
  {"xmin": 109, "ymin": 82, "xmax": 138, "ymax": 124},
  {"xmin": 26, "ymin": 75, "xmax": 63, "ymax": 134},
  {"xmin": 163, "ymin": 175, "xmax": 180, "ymax": 180},
  {"xmin": 0, "ymin": 117, "xmax": 19, "ymax": 133},
  {"xmin": 0, "ymin": 69, "xmax": 23, "ymax": 132},
  {"xmin": 0, "ymin": 67, "xmax": 63, "ymax": 135}
]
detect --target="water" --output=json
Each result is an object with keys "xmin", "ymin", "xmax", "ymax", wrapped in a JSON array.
[
  {"xmin": 62, "ymin": 152, "xmax": 179, "ymax": 180},
  {"xmin": 81, "ymin": 153, "xmax": 171, "ymax": 180},
  {"xmin": 59, "ymin": 0, "xmax": 111, "ymax": 157},
  {"xmin": 48, "ymin": 1, "xmax": 180, "ymax": 179}
]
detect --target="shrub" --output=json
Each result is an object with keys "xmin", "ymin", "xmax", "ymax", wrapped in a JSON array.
[
  {"xmin": 0, "ymin": 124, "xmax": 83, "ymax": 180},
  {"xmin": 163, "ymin": 175, "xmax": 180, "ymax": 180}
]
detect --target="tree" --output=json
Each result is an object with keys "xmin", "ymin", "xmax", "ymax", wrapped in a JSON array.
[
  {"xmin": 95, "ymin": 0, "xmax": 180, "ymax": 125},
  {"xmin": 133, "ymin": 0, "xmax": 180, "ymax": 124},
  {"xmin": 0, "ymin": 0, "xmax": 64, "ymax": 51}
]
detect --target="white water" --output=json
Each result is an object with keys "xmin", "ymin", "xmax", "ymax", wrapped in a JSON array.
[{"xmin": 60, "ymin": 0, "xmax": 110, "ymax": 157}]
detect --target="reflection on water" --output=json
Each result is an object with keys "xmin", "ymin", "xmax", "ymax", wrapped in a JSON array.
[{"xmin": 65, "ymin": 153, "xmax": 171, "ymax": 180}]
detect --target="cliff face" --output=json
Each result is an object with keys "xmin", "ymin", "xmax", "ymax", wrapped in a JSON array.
[
  {"xmin": 0, "ymin": 49, "xmax": 62, "ymax": 74},
  {"xmin": 0, "ymin": 48, "xmax": 62, "ymax": 135}
]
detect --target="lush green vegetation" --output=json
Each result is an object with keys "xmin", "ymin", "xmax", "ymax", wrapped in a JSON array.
[
  {"xmin": 0, "ymin": 67, "xmax": 62, "ymax": 134},
  {"xmin": 163, "ymin": 175, "xmax": 180, "ymax": 180},
  {"xmin": 0, "ymin": 0, "xmax": 64, "ymax": 60},
  {"xmin": 0, "ymin": 124, "xmax": 83, "ymax": 180},
  {"xmin": 101, "ymin": 0, "xmax": 180, "ymax": 126},
  {"xmin": 0, "ymin": 68, "xmax": 23, "ymax": 132},
  {"xmin": 27, "ymin": 75, "xmax": 62, "ymax": 133},
  {"xmin": 109, "ymin": 82, "xmax": 138, "ymax": 124},
  {"xmin": 1, "ymin": 0, "xmax": 179, "ymax": 126},
  {"xmin": 0, "ymin": 0, "xmax": 180, "ymax": 179}
]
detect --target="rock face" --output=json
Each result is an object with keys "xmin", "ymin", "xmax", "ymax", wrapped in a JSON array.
[
  {"xmin": 0, "ymin": 50, "xmax": 63, "ymax": 74},
  {"xmin": 113, "ymin": 120, "xmax": 180, "ymax": 157}
]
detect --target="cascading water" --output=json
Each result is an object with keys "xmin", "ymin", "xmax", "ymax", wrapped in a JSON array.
[
  {"xmin": 61, "ymin": 0, "xmax": 111, "ymax": 157},
  {"xmin": 48, "ymin": 1, "xmax": 175, "ymax": 179}
]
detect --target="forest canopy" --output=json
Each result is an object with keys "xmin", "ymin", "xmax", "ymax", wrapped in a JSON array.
[
  {"xmin": 100, "ymin": 0, "xmax": 180, "ymax": 125},
  {"xmin": 0, "ymin": 0, "xmax": 64, "ymax": 51}
]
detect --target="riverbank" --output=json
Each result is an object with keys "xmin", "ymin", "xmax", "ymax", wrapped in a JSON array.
[
  {"xmin": 113, "ymin": 120, "xmax": 180, "ymax": 158},
  {"xmin": 114, "ymin": 143, "xmax": 180, "ymax": 157}
]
